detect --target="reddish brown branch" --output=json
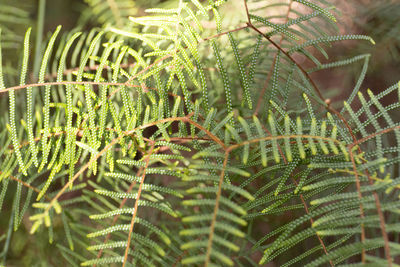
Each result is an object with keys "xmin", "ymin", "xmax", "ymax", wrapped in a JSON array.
[
  {"xmin": 204, "ymin": 150, "xmax": 230, "ymax": 267},
  {"xmin": 253, "ymin": 0, "xmax": 293, "ymax": 116},
  {"xmin": 94, "ymin": 167, "xmax": 141, "ymax": 266},
  {"xmin": 245, "ymin": 8, "xmax": 392, "ymax": 263},
  {"xmin": 0, "ymin": 171, "xmax": 50, "ymax": 201},
  {"xmin": 0, "ymin": 81, "xmax": 147, "ymax": 94},
  {"xmin": 122, "ymin": 143, "xmax": 155, "ymax": 267},
  {"xmin": 349, "ymin": 144, "xmax": 393, "ymax": 266},
  {"xmin": 202, "ymin": 25, "xmax": 249, "ymax": 42},
  {"xmin": 349, "ymin": 148, "xmax": 367, "ymax": 262},
  {"xmin": 352, "ymin": 125, "xmax": 400, "ymax": 147},
  {"xmin": 258, "ymin": 125, "xmax": 334, "ymax": 267},
  {"xmin": 44, "ymin": 62, "xmax": 136, "ymax": 81},
  {"xmin": 247, "ymin": 22, "xmax": 325, "ymax": 102}
]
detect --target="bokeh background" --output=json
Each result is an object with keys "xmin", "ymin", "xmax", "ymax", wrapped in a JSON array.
[{"xmin": 0, "ymin": 0, "xmax": 399, "ymax": 265}]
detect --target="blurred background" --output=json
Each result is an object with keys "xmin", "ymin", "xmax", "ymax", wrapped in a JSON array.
[{"xmin": 0, "ymin": 0, "xmax": 399, "ymax": 265}]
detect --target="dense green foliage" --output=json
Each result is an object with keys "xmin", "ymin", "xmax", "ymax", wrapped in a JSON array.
[{"xmin": 0, "ymin": 0, "xmax": 399, "ymax": 266}]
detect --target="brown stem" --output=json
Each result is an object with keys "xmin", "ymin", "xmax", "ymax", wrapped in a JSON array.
[
  {"xmin": 257, "ymin": 125, "xmax": 334, "ymax": 267},
  {"xmin": 202, "ymin": 25, "xmax": 249, "ymax": 42},
  {"xmin": 352, "ymin": 125, "xmax": 400, "ymax": 147},
  {"xmin": 94, "ymin": 167, "xmax": 141, "ymax": 266},
  {"xmin": 0, "ymin": 171, "xmax": 50, "ymax": 201},
  {"xmin": 227, "ymin": 134, "xmax": 341, "ymax": 152},
  {"xmin": 42, "ymin": 113, "xmax": 226, "ymax": 218},
  {"xmin": 243, "ymin": 0, "xmax": 250, "ymax": 24},
  {"xmin": 122, "ymin": 143, "xmax": 155, "ymax": 267},
  {"xmin": 349, "ymin": 148, "xmax": 367, "ymax": 262},
  {"xmin": 253, "ymin": 0, "xmax": 293, "ymax": 116},
  {"xmin": 44, "ymin": 62, "xmax": 136, "ymax": 81},
  {"xmin": 247, "ymin": 22, "xmax": 325, "ymax": 102},
  {"xmin": 204, "ymin": 150, "xmax": 230, "ymax": 267},
  {"xmin": 0, "ymin": 81, "xmax": 148, "ymax": 94}
]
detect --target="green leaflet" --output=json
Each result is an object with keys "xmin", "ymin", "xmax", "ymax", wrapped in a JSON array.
[
  {"xmin": 268, "ymin": 113, "xmax": 280, "ymax": 163},
  {"xmin": 6, "ymin": 29, "xmax": 28, "ymax": 175},
  {"xmin": 21, "ymin": 28, "xmax": 38, "ymax": 168},
  {"xmin": 250, "ymin": 14, "xmax": 299, "ymax": 40},
  {"xmin": 38, "ymin": 25, "xmax": 62, "ymax": 172},
  {"xmin": 57, "ymin": 32, "xmax": 82, "ymax": 186},
  {"xmin": 96, "ymin": 40, "xmax": 123, "ymax": 141},
  {"xmin": 228, "ymin": 32, "xmax": 252, "ymax": 109},
  {"xmin": 211, "ymin": 40, "xmax": 234, "ymax": 126},
  {"xmin": 289, "ymin": 35, "xmax": 375, "ymax": 54},
  {"xmin": 294, "ymin": 0, "xmax": 337, "ymax": 22},
  {"xmin": 253, "ymin": 115, "xmax": 268, "ymax": 167}
]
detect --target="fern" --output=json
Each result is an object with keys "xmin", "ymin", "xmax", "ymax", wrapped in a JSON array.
[{"xmin": 0, "ymin": 0, "xmax": 400, "ymax": 266}]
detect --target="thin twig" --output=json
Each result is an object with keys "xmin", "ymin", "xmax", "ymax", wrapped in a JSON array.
[
  {"xmin": 350, "ymin": 143, "xmax": 393, "ymax": 266},
  {"xmin": 245, "ymin": 7, "xmax": 393, "ymax": 263},
  {"xmin": 0, "ymin": 171, "xmax": 50, "ymax": 201},
  {"xmin": 348, "ymin": 148, "xmax": 367, "ymax": 262},
  {"xmin": 368, "ymin": 177, "xmax": 392, "ymax": 266},
  {"xmin": 352, "ymin": 125, "xmax": 400, "ymax": 147},
  {"xmin": 202, "ymin": 25, "xmax": 249, "ymax": 42},
  {"xmin": 183, "ymin": 118, "xmax": 227, "ymax": 149},
  {"xmin": 247, "ymin": 22, "xmax": 325, "ymax": 102},
  {"xmin": 227, "ymin": 134, "xmax": 341, "ymax": 152},
  {"xmin": 257, "ymin": 125, "xmax": 334, "ymax": 267},
  {"xmin": 94, "ymin": 167, "xmax": 142, "ymax": 266},
  {"xmin": 122, "ymin": 143, "xmax": 155, "ymax": 267},
  {"xmin": 204, "ymin": 150, "xmax": 230, "ymax": 267},
  {"xmin": 41, "ymin": 113, "xmax": 227, "ymax": 217},
  {"xmin": 243, "ymin": 0, "xmax": 250, "ymax": 24},
  {"xmin": 44, "ymin": 62, "xmax": 137, "ymax": 81},
  {"xmin": 254, "ymin": 0, "xmax": 293, "ymax": 115},
  {"xmin": 0, "ymin": 81, "xmax": 149, "ymax": 94}
]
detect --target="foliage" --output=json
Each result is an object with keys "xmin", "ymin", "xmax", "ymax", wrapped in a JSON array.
[{"xmin": 0, "ymin": 0, "xmax": 399, "ymax": 266}]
